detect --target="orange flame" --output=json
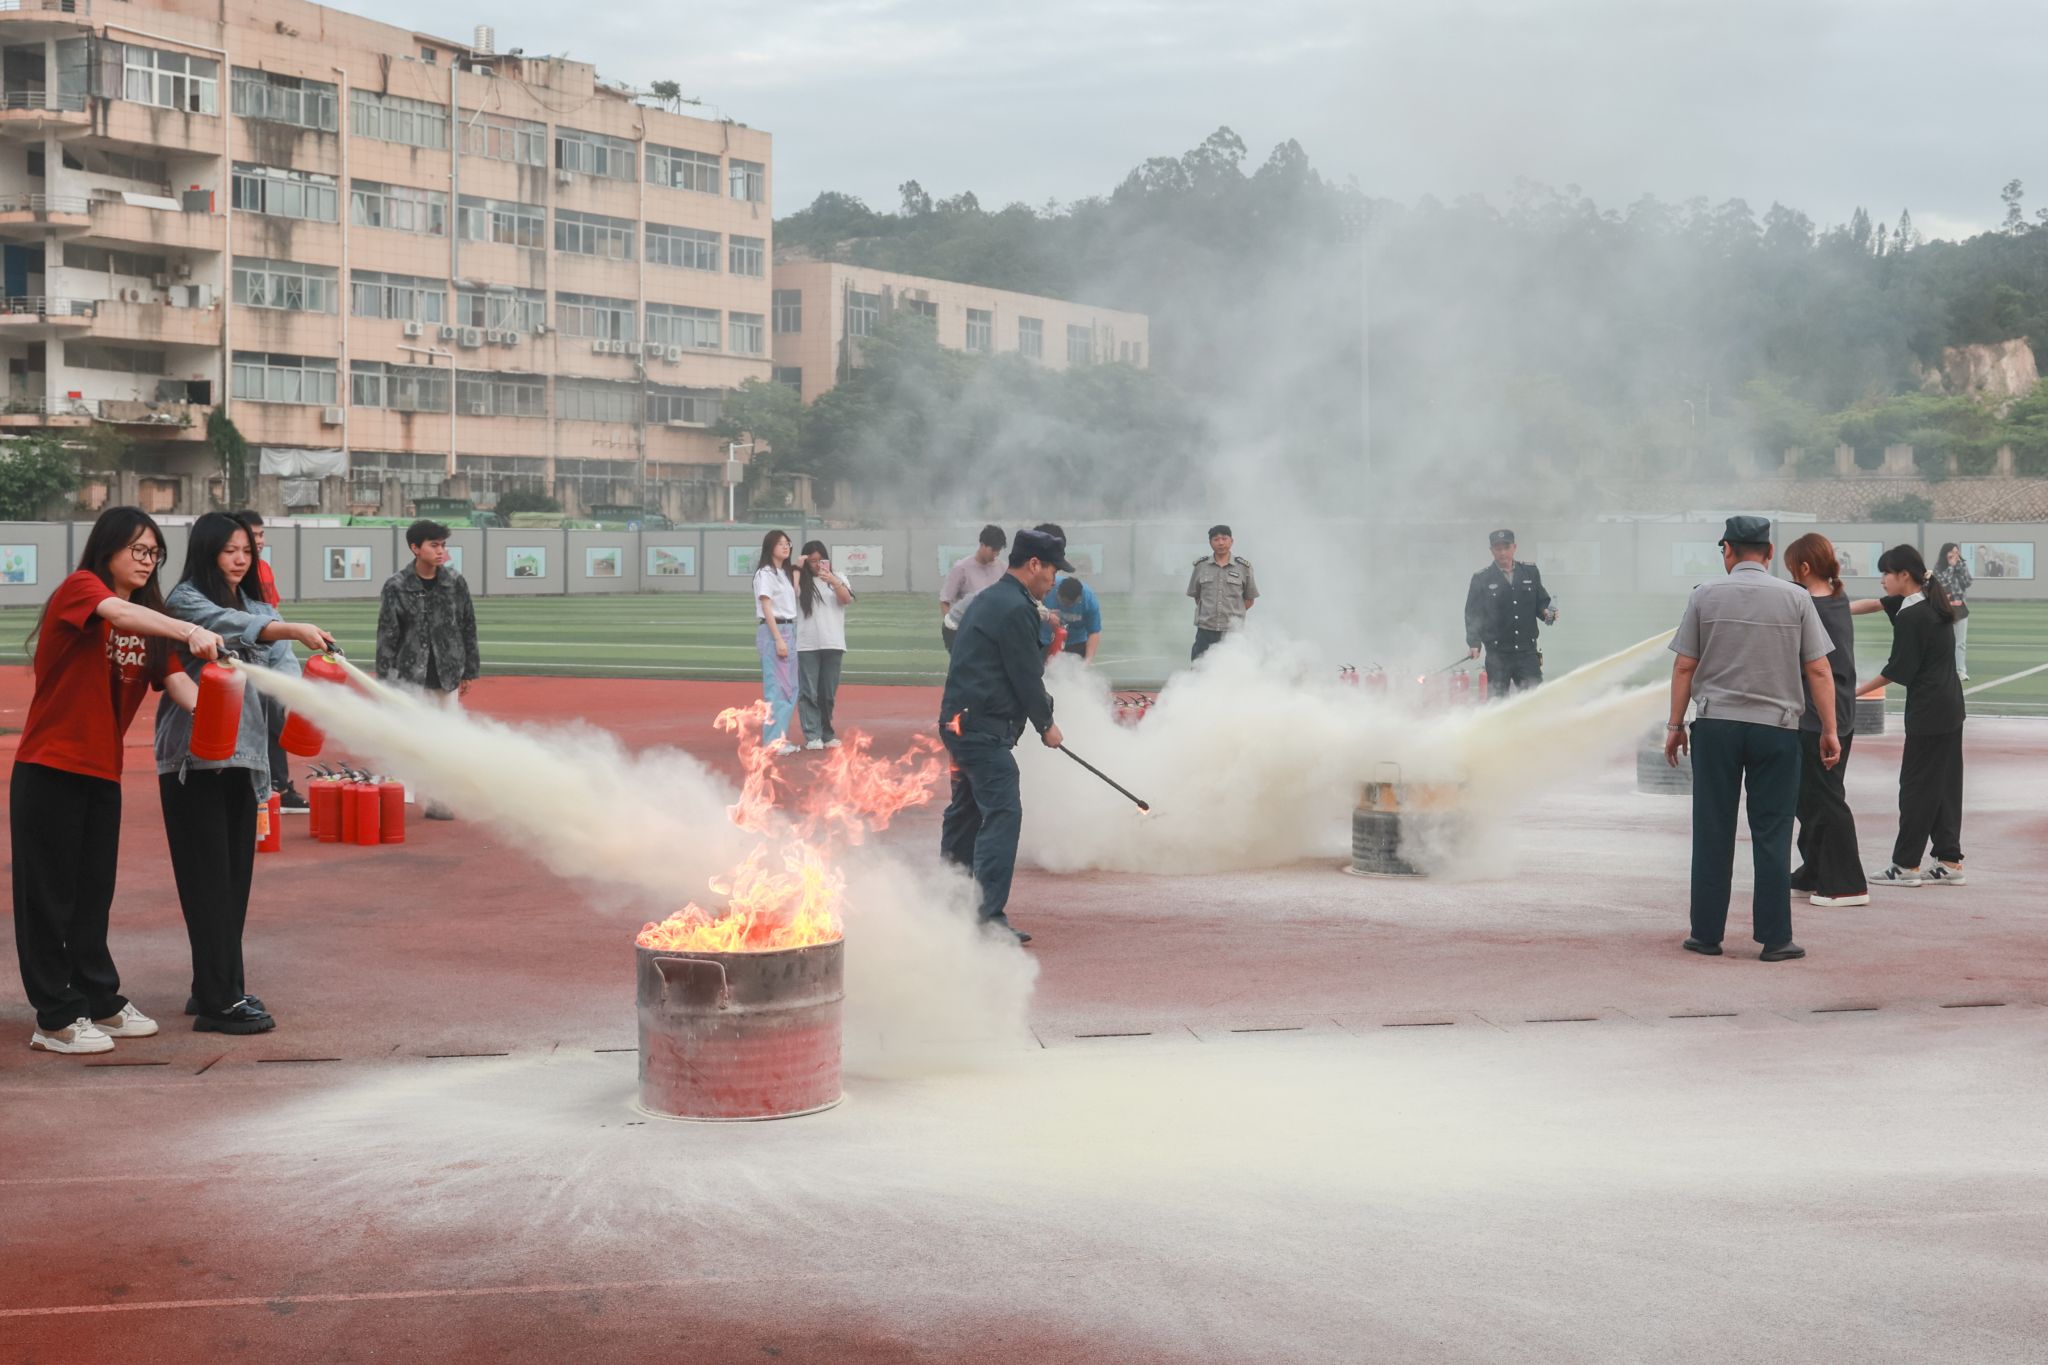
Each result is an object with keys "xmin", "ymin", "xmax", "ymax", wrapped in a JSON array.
[{"xmin": 633, "ymin": 702, "xmax": 948, "ymax": 953}]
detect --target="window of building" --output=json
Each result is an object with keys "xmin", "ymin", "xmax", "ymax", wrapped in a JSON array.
[
  {"xmin": 646, "ymin": 144, "xmax": 720, "ymax": 193},
  {"xmin": 350, "ymin": 89, "xmax": 449, "ymax": 149},
  {"xmin": 462, "ymin": 111, "xmax": 546, "ymax": 165},
  {"xmin": 457, "ymin": 194, "xmax": 544, "ymax": 249},
  {"xmin": 232, "ymin": 163, "xmax": 338, "ymax": 223},
  {"xmin": 1018, "ymin": 316, "xmax": 1043, "ymax": 360},
  {"xmin": 773, "ymin": 366, "xmax": 802, "ymax": 396},
  {"xmin": 727, "ymin": 235, "xmax": 764, "ymax": 278},
  {"xmin": 729, "ymin": 312, "xmax": 765, "ymax": 357},
  {"xmin": 1130, "ymin": 342, "xmax": 1143, "ymax": 366},
  {"xmin": 554, "ymin": 208, "xmax": 634, "ymax": 259},
  {"xmin": 847, "ymin": 290, "xmax": 880, "ymax": 338},
  {"xmin": 965, "ymin": 308, "xmax": 993, "ymax": 353},
  {"xmin": 351, "ymin": 180, "xmax": 447, "ymax": 236},
  {"xmin": 231, "ymin": 68, "xmax": 337, "ymax": 131},
  {"xmin": 120, "ymin": 44, "xmax": 218, "ymax": 115},
  {"xmin": 350, "ymin": 451, "xmax": 445, "ymax": 504},
  {"xmin": 905, "ymin": 298, "xmax": 937, "ymax": 321},
  {"xmin": 1066, "ymin": 324, "xmax": 1093, "ymax": 364},
  {"xmin": 453, "ymin": 285, "xmax": 545, "ymax": 333},
  {"xmin": 350, "ymin": 360, "xmax": 450, "ymax": 413},
  {"xmin": 556, "ymin": 378, "xmax": 638, "ymax": 424},
  {"xmin": 772, "ymin": 289, "xmax": 802, "ymax": 334},
  {"xmin": 646, "ymin": 385, "xmax": 723, "ymax": 426},
  {"xmin": 233, "ymin": 258, "xmax": 339, "ymax": 313},
  {"xmin": 456, "ymin": 455, "xmax": 548, "ymax": 503},
  {"xmin": 64, "ymin": 148, "xmax": 170, "ymax": 186},
  {"xmin": 645, "ymin": 303, "xmax": 719, "ymax": 350},
  {"xmin": 232, "ymin": 352, "xmax": 338, "ymax": 405},
  {"xmin": 351, "ymin": 270, "xmax": 446, "ymax": 324},
  {"xmin": 556, "ymin": 292, "xmax": 637, "ymax": 343},
  {"xmin": 456, "ymin": 372, "xmax": 546, "ymax": 417},
  {"xmin": 65, "ymin": 342, "xmax": 168, "ymax": 375},
  {"xmin": 63, "ymin": 244, "xmax": 170, "ymax": 279},
  {"xmin": 645, "ymin": 223, "xmax": 719, "ymax": 271},
  {"xmin": 555, "ymin": 127, "xmax": 636, "ymax": 180},
  {"xmin": 728, "ymin": 159, "xmax": 766, "ymax": 202}
]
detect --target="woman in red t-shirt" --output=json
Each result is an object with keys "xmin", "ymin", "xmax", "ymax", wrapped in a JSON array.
[{"xmin": 13, "ymin": 507, "xmax": 225, "ymax": 1055}]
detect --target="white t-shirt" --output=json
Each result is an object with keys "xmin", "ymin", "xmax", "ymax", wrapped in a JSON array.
[
  {"xmin": 753, "ymin": 565, "xmax": 797, "ymax": 622},
  {"xmin": 796, "ymin": 581, "xmax": 852, "ymax": 652}
]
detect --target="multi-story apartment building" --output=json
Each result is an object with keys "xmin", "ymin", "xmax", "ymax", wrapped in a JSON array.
[
  {"xmin": 770, "ymin": 260, "xmax": 1148, "ymax": 403},
  {"xmin": 0, "ymin": 0, "xmax": 772, "ymax": 519}
]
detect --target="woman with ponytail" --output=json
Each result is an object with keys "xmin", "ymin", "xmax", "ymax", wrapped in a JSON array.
[
  {"xmin": 1851, "ymin": 545, "xmax": 1966, "ymax": 887},
  {"xmin": 1932, "ymin": 543, "xmax": 1972, "ymax": 679},
  {"xmin": 1782, "ymin": 535, "xmax": 1868, "ymax": 906}
]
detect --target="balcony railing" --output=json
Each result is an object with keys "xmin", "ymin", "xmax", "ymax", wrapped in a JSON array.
[
  {"xmin": 0, "ymin": 88, "xmax": 87, "ymax": 111},
  {"xmin": 0, "ymin": 296, "xmax": 97, "ymax": 317},
  {"xmin": 0, "ymin": 192, "xmax": 88, "ymax": 214},
  {"xmin": 0, "ymin": 1, "xmax": 91, "ymax": 15},
  {"xmin": 0, "ymin": 395, "xmax": 93, "ymax": 418},
  {"xmin": 99, "ymin": 399, "xmax": 195, "ymax": 427}
]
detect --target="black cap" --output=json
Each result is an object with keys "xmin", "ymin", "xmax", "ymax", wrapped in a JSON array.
[
  {"xmin": 1011, "ymin": 527, "xmax": 1075, "ymax": 573},
  {"xmin": 1488, "ymin": 529, "xmax": 1515, "ymax": 546},
  {"xmin": 1719, "ymin": 515, "xmax": 1772, "ymax": 547}
]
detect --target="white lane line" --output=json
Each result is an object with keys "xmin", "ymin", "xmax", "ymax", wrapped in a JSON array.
[{"xmin": 1963, "ymin": 661, "xmax": 2048, "ymax": 696}]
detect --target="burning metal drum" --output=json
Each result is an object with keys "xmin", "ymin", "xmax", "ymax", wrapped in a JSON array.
[
  {"xmin": 636, "ymin": 940, "xmax": 844, "ymax": 1121},
  {"xmin": 1637, "ymin": 726, "xmax": 1692, "ymax": 795},
  {"xmin": 1855, "ymin": 697, "xmax": 1886, "ymax": 736},
  {"xmin": 1346, "ymin": 771, "xmax": 1463, "ymax": 878}
]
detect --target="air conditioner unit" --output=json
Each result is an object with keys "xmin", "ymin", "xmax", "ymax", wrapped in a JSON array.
[
  {"xmin": 555, "ymin": 169, "xmax": 573, "ymax": 186},
  {"xmin": 663, "ymin": 345, "xmax": 681, "ymax": 363},
  {"xmin": 152, "ymin": 273, "xmax": 172, "ymax": 288},
  {"xmin": 501, "ymin": 331, "xmax": 521, "ymax": 347},
  {"xmin": 467, "ymin": 402, "xmax": 488, "ymax": 415},
  {"xmin": 438, "ymin": 324, "xmax": 458, "ymax": 341},
  {"xmin": 175, "ymin": 262, "xmax": 193, "ymax": 280},
  {"xmin": 460, "ymin": 327, "xmax": 483, "ymax": 348},
  {"xmin": 320, "ymin": 406, "xmax": 345, "ymax": 426},
  {"xmin": 532, "ymin": 322, "xmax": 548, "ymax": 336},
  {"xmin": 484, "ymin": 328, "xmax": 505, "ymax": 344},
  {"xmin": 402, "ymin": 320, "xmax": 423, "ymax": 338},
  {"xmin": 119, "ymin": 286, "xmax": 144, "ymax": 303}
]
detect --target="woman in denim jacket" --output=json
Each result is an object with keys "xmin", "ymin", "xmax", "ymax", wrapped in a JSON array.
[{"xmin": 154, "ymin": 513, "xmax": 334, "ymax": 1035}]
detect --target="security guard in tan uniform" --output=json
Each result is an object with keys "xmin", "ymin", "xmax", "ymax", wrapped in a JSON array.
[
  {"xmin": 1463, "ymin": 528, "xmax": 1557, "ymax": 694},
  {"xmin": 1187, "ymin": 523, "xmax": 1258, "ymax": 660}
]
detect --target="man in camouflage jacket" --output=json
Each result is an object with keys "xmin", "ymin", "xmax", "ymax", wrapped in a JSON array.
[{"xmin": 375, "ymin": 519, "xmax": 480, "ymax": 696}]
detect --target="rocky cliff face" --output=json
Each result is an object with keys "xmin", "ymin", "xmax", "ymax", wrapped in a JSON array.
[{"xmin": 1918, "ymin": 338, "xmax": 2039, "ymax": 409}]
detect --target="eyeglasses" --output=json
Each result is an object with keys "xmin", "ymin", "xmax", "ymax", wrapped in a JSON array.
[{"xmin": 126, "ymin": 544, "xmax": 165, "ymax": 565}]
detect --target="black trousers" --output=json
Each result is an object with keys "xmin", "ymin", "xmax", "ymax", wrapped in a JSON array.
[
  {"xmin": 11, "ymin": 762, "xmax": 128, "ymax": 1031},
  {"xmin": 1483, "ymin": 647, "xmax": 1542, "ymax": 695},
  {"xmin": 1689, "ymin": 718, "xmax": 1799, "ymax": 947},
  {"xmin": 938, "ymin": 729, "xmax": 1023, "ymax": 922},
  {"xmin": 1191, "ymin": 627, "xmax": 1226, "ymax": 660},
  {"xmin": 1793, "ymin": 731, "xmax": 1866, "ymax": 896},
  {"xmin": 941, "ymin": 625, "xmax": 957, "ymax": 653},
  {"xmin": 263, "ymin": 694, "xmax": 290, "ymax": 794},
  {"xmin": 158, "ymin": 769, "xmax": 258, "ymax": 1015},
  {"xmin": 1893, "ymin": 728, "xmax": 1964, "ymax": 868}
]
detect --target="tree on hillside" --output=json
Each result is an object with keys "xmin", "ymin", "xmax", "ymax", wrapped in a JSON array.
[{"xmin": 0, "ymin": 433, "xmax": 79, "ymax": 519}]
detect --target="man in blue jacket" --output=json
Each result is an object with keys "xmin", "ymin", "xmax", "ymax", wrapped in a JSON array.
[{"xmin": 938, "ymin": 527, "xmax": 1070, "ymax": 943}]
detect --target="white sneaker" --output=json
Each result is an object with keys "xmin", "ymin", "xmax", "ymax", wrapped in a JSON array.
[
  {"xmin": 1925, "ymin": 862, "xmax": 1967, "ymax": 886},
  {"xmin": 1810, "ymin": 892, "xmax": 1872, "ymax": 907},
  {"xmin": 823, "ymin": 738, "xmax": 842, "ymax": 748},
  {"xmin": 767, "ymin": 740, "xmax": 799, "ymax": 757},
  {"xmin": 803, "ymin": 739, "xmax": 824, "ymax": 751},
  {"xmin": 94, "ymin": 1003, "xmax": 158, "ymax": 1038},
  {"xmin": 30, "ymin": 1017, "xmax": 113, "ymax": 1054},
  {"xmin": 1872, "ymin": 864, "xmax": 1924, "ymax": 888}
]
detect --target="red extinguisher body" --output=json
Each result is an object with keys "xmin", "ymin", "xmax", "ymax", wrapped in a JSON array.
[
  {"xmin": 311, "ymin": 777, "xmax": 342, "ymax": 841},
  {"xmin": 340, "ymin": 782, "xmax": 360, "ymax": 843},
  {"xmin": 258, "ymin": 791, "xmax": 283, "ymax": 853},
  {"xmin": 352, "ymin": 782, "xmax": 382, "ymax": 846},
  {"xmin": 378, "ymin": 780, "xmax": 406, "ymax": 844},
  {"xmin": 279, "ymin": 653, "xmax": 348, "ymax": 757},
  {"xmin": 189, "ymin": 661, "xmax": 246, "ymax": 761}
]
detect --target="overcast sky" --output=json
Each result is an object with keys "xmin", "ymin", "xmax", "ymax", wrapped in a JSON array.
[{"xmin": 348, "ymin": 0, "xmax": 2035, "ymax": 239}]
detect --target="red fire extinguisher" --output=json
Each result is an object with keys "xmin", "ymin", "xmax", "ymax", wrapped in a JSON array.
[
  {"xmin": 189, "ymin": 661, "xmax": 245, "ymax": 761},
  {"xmin": 1044, "ymin": 618, "xmax": 1067, "ymax": 662},
  {"xmin": 352, "ymin": 781, "xmax": 382, "ymax": 846},
  {"xmin": 1477, "ymin": 668, "xmax": 1490, "ymax": 702},
  {"xmin": 378, "ymin": 780, "xmax": 406, "ymax": 845},
  {"xmin": 310, "ymin": 775, "xmax": 343, "ymax": 842},
  {"xmin": 1449, "ymin": 671, "xmax": 1470, "ymax": 700},
  {"xmin": 258, "ymin": 790, "xmax": 282, "ymax": 853},
  {"xmin": 340, "ymin": 780, "xmax": 360, "ymax": 843},
  {"xmin": 279, "ymin": 653, "xmax": 349, "ymax": 757}
]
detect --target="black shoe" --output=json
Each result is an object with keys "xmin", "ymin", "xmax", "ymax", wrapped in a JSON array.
[
  {"xmin": 983, "ymin": 914, "xmax": 1031, "ymax": 945},
  {"xmin": 425, "ymin": 802, "xmax": 455, "ymax": 820},
  {"xmin": 193, "ymin": 1000, "xmax": 276, "ymax": 1034},
  {"xmin": 1683, "ymin": 938, "xmax": 1723, "ymax": 956},
  {"xmin": 277, "ymin": 786, "xmax": 309, "ymax": 812},
  {"xmin": 186, "ymin": 993, "xmax": 265, "ymax": 1016},
  {"xmin": 1759, "ymin": 942, "xmax": 1806, "ymax": 962},
  {"xmin": 1788, "ymin": 873, "xmax": 1815, "ymax": 893}
]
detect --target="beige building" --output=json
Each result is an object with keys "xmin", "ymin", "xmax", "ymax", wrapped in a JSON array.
[
  {"xmin": 0, "ymin": 0, "xmax": 773, "ymax": 519},
  {"xmin": 770, "ymin": 260, "xmax": 1149, "ymax": 403}
]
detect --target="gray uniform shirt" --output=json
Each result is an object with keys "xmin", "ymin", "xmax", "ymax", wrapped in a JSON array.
[
  {"xmin": 1671, "ymin": 561, "xmax": 1833, "ymax": 730},
  {"xmin": 1188, "ymin": 555, "xmax": 1259, "ymax": 632}
]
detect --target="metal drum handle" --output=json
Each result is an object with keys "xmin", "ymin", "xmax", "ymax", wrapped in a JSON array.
[{"xmin": 653, "ymin": 955, "xmax": 732, "ymax": 1010}]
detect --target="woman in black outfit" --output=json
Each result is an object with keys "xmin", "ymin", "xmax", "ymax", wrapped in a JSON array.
[
  {"xmin": 1852, "ymin": 546, "xmax": 1966, "ymax": 888},
  {"xmin": 1782, "ymin": 534, "xmax": 1868, "ymax": 907}
]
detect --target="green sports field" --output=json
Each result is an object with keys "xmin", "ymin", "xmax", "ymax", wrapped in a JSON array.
[{"xmin": 3, "ymin": 594, "xmax": 2043, "ymax": 713}]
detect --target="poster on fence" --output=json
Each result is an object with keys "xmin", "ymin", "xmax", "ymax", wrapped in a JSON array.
[
  {"xmin": 1965, "ymin": 542, "xmax": 2035, "ymax": 579},
  {"xmin": 728, "ymin": 546, "xmax": 758, "ymax": 577},
  {"xmin": 0, "ymin": 545, "xmax": 36, "ymax": 584},
  {"xmin": 648, "ymin": 546, "xmax": 696, "ymax": 577},
  {"xmin": 1669, "ymin": 542, "xmax": 1722, "ymax": 578},
  {"xmin": 585, "ymin": 547, "xmax": 623, "ymax": 578},
  {"xmin": 835, "ymin": 545, "xmax": 885, "ymax": 577},
  {"xmin": 506, "ymin": 547, "xmax": 546, "ymax": 579},
  {"xmin": 324, "ymin": 546, "xmax": 372, "ymax": 582},
  {"xmin": 1531, "ymin": 541, "xmax": 1601, "ymax": 576},
  {"xmin": 1834, "ymin": 543, "xmax": 1883, "ymax": 578}
]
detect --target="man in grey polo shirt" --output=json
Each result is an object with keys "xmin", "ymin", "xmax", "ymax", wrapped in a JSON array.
[{"xmin": 1664, "ymin": 516, "xmax": 1840, "ymax": 961}]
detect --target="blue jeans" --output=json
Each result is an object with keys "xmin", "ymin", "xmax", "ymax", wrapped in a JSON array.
[
  {"xmin": 939, "ymin": 729, "xmax": 1023, "ymax": 922},
  {"xmin": 1689, "ymin": 718, "xmax": 1801, "ymax": 947},
  {"xmin": 756, "ymin": 623, "xmax": 797, "ymax": 744}
]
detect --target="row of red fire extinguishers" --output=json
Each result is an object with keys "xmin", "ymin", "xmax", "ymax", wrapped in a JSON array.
[
  {"xmin": 185, "ymin": 647, "xmax": 405, "ymax": 852},
  {"xmin": 1337, "ymin": 656, "xmax": 1491, "ymax": 704}
]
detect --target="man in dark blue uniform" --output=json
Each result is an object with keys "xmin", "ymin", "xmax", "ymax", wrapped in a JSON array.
[
  {"xmin": 938, "ymin": 527, "xmax": 1070, "ymax": 943},
  {"xmin": 1463, "ymin": 528, "xmax": 1558, "ymax": 695}
]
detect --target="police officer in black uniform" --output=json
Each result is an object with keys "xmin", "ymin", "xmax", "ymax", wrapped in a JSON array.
[
  {"xmin": 937, "ymin": 527, "xmax": 1071, "ymax": 943},
  {"xmin": 1463, "ymin": 528, "xmax": 1558, "ymax": 695}
]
